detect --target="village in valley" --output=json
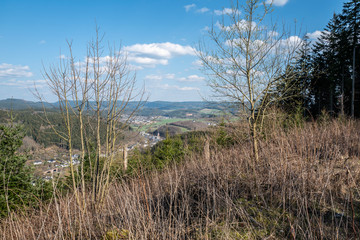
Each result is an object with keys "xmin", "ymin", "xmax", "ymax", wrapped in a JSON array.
[{"xmin": 15, "ymin": 104, "xmax": 221, "ymax": 180}]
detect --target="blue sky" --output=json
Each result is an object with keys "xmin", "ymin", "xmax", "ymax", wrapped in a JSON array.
[{"xmin": 0, "ymin": 0, "xmax": 347, "ymax": 102}]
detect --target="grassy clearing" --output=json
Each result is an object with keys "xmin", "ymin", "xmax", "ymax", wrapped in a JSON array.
[
  {"xmin": 137, "ymin": 118, "xmax": 191, "ymax": 132},
  {"xmin": 199, "ymin": 108, "xmax": 223, "ymax": 115}
]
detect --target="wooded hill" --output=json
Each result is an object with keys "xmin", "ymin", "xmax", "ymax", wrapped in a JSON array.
[{"xmin": 0, "ymin": 99, "xmax": 229, "ymax": 114}]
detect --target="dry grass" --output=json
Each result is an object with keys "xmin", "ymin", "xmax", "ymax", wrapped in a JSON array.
[{"xmin": 1, "ymin": 119, "xmax": 360, "ymax": 239}]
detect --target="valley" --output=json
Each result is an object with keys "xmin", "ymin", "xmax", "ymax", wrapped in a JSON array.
[{"xmin": 0, "ymin": 99, "xmax": 226, "ymax": 178}]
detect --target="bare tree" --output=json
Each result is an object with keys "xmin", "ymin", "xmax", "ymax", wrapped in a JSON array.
[
  {"xmin": 197, "ymin": 0, "xmax": 302, "ymax": 162},
  {"xmin": 36, "ymin": 27, "xmax": 146, "ymax": 207}
]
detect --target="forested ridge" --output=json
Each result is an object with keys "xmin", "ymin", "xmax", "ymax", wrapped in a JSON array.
[{"xmin": 0, "ymin": 110, "xmax": 109, "ymax": 149}]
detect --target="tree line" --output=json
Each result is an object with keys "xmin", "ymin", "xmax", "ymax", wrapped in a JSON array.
[{"xmin": 273, "ymin": 0, "xmax": 360, "ymax": 118}]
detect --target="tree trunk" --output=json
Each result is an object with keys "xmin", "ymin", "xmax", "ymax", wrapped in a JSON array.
[
  {"xmin": 252, "ymin": 123, "xmax": 259, "ymax": 163},
  {"xmin": 123, "ymin": 144, "xmax": 128, "ymax": 171},
  {"xmin": 341, "ymin": 70, "xmax": 345, "ymax": 116},
  {"xmin": 250, "ymin": 111, "xmax": 259, "ymax": 163},
  {"xmin": 352, "ymin": 46, "xmax": 356, "ymax": 117},
  {"xmin": 204, "ymin": 139, "xmax": 210, "ymax": 162}
]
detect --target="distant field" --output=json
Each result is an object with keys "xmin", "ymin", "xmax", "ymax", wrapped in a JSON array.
[
  {"xmin": 169, "ymin": 120, "xmax": 208, "ymax": 131},
  {"xmin": 136, "ymin": 118, "xmax": 191, "ymax": 132},
  {"xmin": 199, "ymin": 108, "xmax": 223, "ymax": 115}
]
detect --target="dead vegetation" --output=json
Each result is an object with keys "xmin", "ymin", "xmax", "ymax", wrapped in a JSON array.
[{"xmin": 1, "ymin": 118, "xmax": 360, "ymax": 239}]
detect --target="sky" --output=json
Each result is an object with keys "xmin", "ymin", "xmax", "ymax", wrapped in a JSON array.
[{"xmin": 0, "ymin": 0, "xmax": 347, "ymax": 102}]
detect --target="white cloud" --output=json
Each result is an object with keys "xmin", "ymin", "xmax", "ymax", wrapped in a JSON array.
[
  {"xmin": 125, "ymin": 42, "xmax": 195, "ymax": 59},
  {"xmin": 0, "ymin": 79, "xmax": 46, "ymax": 88},
  {"xmin": 178, "ymin": 74, "xmax": 205, "ymax": 82},
  {"xmin": 306, "ymin": 30, "xmax": 328, "ymax": 41},
  {"xmin": 127, "ymin": 56, "xmax": 168, "ymax": 66},
  {"xmin": 214, "ymin": 8, "xmax": 240, "ymax": 15},
  {"xmin": 216, "ymin": 20, "xmax": 256, "ymax": 32},
  {"xmin": 145, "ymin": 73, "xmax": 175, "ymax": 80},
  {"xmin": 178, "ymin": 86, "xmax": 200, "ymax": 91},
  {"xmin": 224, "ymin": 38, "xmax": 240, "ymax": 47},
  {"xmin": 266, "ymin": 0, "xmax": 289, "ymax": 7},
  {"xmin": 145, "ymin": 74, "xmax": 163, "ymax": 81},
  {"xmin": 184, "ymin": 4, "xmax": 196, "ymax": 12},
  {"xmin": 185, "ymin": 4, "xmax": 210, "ymax": 14},
  {"xmin": 164, "ymin": 73, "xmax": 175, "ymax": 79},
  {"xmin": 196, "ymin": 7, "xmax": 210, "ymax": 13},
  {"xmin": 202, "ymin": 26, "xmax": 210, "ymax": 32},
  {"xmin": 159, "ymin": 84, "xmax": 199, "ymax": 91},
  {"xmin": 124, "ymin": 42, "xmax": 196, "ymax": 68},
  {"xmin": 280, "ymin": 35, "xmax": 302, "ymax": 47},
  {"xmin": 268, "ymin": 31, "xmax": 279, "ymax": 38},
  {"xmin": 0, "ymin": 63, "xmax": 33, "ymax": 78},
  {"xmin": 192, "ymin": 59, "xmax": 203, "ymax": 67},
  {"xmin": 128, "ymin": 64, "xmax": 144, "ymax": 71},
  {"xmin": 276, "ymin": 35, "xmax": 303, "ymax": 54}
]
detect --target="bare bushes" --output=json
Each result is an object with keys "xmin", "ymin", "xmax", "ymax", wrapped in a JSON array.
[
  {"xmin": 1, "ymin": 119, "xmax": 360, "ymax": 239},
  {"xmin": 257, "ymin": 119, "xmax": 360, "ymax": 238}
]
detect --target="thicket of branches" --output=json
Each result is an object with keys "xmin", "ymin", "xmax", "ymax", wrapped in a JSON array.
[
  {"xmin": 197, "ymin": 0, "xmax": 302, "ymax": 162},
  {"xmin": 0, "ymin": 119, "xmax": 51, "ymax": 217},
  {"xmin": 35, "ymin": 27, "xmax": 146, "ymax": 207},
  {"xmin": 1, "ymin": 118, "xmax": 359, "ymax": 239}
]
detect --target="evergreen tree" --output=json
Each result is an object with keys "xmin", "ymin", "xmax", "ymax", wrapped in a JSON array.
[
  {"xmin": 310, "ymin": 20, "xmax": 337, "ymax": 115},
  {"xmin": 260, "ymin": 36, "xmax": 312, "ymax": 117},
  {"xmin": 0, "ymin": 122, "xmax": 50, "ymax": 217},
  {"xmin": 152, "ymin": 135, "xmax": 185, "ymax": 169},
  {"xmin": 309, "ymin": 10, "xmax": 354, "ymax": 117},
  {"xmin": 257, "ymin": 0, "xmax": 360, "ymax": 118},
  {"xmin": 341, "ymin": 0, "xmax": 360, "ymax": 116}
]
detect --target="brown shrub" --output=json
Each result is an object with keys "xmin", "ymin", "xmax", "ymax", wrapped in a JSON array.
[{"xmin": 1, "ymin": 119, "xmax": 359, "ymax": 239}]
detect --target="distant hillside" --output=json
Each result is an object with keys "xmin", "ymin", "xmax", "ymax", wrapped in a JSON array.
[
  {"xmin": 0, "ymin": 99, "xmax": 53, "ymax": 110},
  {"xmin": 0, "ymin": 99, "xmax": 231, "ymax": 114},
  {"xmin": 141, "ymin": 101, "xmax": 218, "ymax": 110}
]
